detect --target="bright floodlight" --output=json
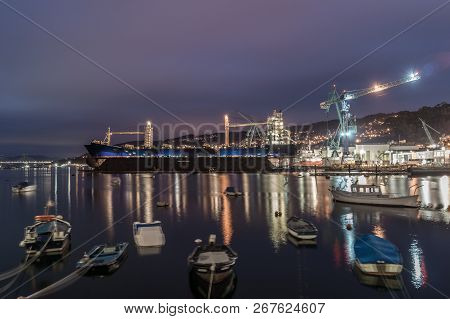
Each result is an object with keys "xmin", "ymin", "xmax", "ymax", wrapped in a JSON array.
[{"xmin": 409, "ymin": 71, "xmax": 420, "ymax": 81}]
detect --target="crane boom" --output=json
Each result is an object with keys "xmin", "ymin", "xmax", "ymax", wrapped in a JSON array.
[
  {"xmin": 320, "ymin": 72, "xmax": 420, "ymax": 110},
  {"xmin": 419, "ymin": 117, "xmax": 441, "ymax": 146}
]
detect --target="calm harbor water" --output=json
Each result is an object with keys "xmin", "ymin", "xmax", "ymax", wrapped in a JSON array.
[{"xmin": 0, "ymin": 168, "xmax": 449, "ymax": 298}]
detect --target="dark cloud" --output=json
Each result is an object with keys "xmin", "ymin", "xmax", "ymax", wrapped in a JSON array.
[{"xmin": 0, "ymin": 0, "xmax": 449, "ymax": 156}]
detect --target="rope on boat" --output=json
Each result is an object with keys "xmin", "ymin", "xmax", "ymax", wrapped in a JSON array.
[
  {"xmin": 207, "ymin": 264, "xmax": 216, "ymax": 299},
  {"xmin": 0, "ymin": 235, "xmax": 53, "ymax": 282}
]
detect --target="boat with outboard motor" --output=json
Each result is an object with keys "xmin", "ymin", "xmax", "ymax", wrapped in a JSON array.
[
  {"xmin": 287, "ymin": 216, "xmax": 318, "ymax": 240},
  {"xmin": 188, "ymin": 234, "xmax": 238, "ymax": 283},
  {"xmin": 19, "ymin": 215, "xmax": 71, "ymax": 255},
  {"xmin": 76, "ymin": 242, "xmax": 129, "ymax": 273},
  {"xmin": 331, "ymin": 184, "xmax": 418, "ymax": 207},
  {"xmin": 12, "ymin": 182, "xmax": 36, "ymax": 193},
  {"xmin": 354, "ymin": 234, "xmax": 403, "ymax": 276}
]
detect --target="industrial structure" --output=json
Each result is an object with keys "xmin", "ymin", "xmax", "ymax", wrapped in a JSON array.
[
  {"xmin": 224, "ymin": 110, "xmax": 291, "ymax": 147},
  {"xmin": 419, "ymin": 117, "xmax": 441, "ymax": 148},
  {"xmin": 97, "ymin": 121, "xmax": 153, "ymax": 148},
  {"xmin": 320, "ymin": 72, "xmax": 421, "ymax": 159}
]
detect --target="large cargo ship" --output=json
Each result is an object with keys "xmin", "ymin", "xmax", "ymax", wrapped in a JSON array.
[
  {"xmin": 84, "ymin": 118, "xmax": 300, "ymax": 173},
  {"xmin": 85, "ymin": 142, "xmax": 281, "ymax": 173}
]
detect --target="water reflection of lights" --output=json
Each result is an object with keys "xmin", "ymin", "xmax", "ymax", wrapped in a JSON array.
[
  {"xmin": 219, "ymin": 175, "xmax": 233, "ymax": 244},
  {"xmin": 418, "ymin": 209, "xmax": 450, "ymax": 224},
  {"xmin": 419, "ymin": 180, "xmax": 431, "ymax": 206},
  {"xmin": 103, "ymin": 174, "xmax": 114, "ymax": 240},
  {"xmin": 264, "ymin": 175, "xmax": 288, "ymax": 250},
  {"xmin": 438, "ymin": 176, "xmax": 449, "ymax": 209},
  {"xmin": 54, "ymin": 166, "xmax": 58, "ymax": 212},
  {"xmin": 67, "ymin": 167, "xmax": 71, "ymax": 215},
  {"xmin": 142, "ymin": 175, "xmax": 154, "ymax": 223},
  {"xmin": 221, "ymin": 195, "xmax": 233, "ymax": 245},
  {"xmin": 409, "ymin": 238, "xmax": 428, "ymax": 289},
  {"xmin": 340, "ymin": 213, "xmax": 355, "ymax": 265},
  {"xmin": 242, "ymin": 174, "xmax": 251, "ymax": 222}
]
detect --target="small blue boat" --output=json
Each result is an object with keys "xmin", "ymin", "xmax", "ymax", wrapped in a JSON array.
[
  {"xmin": 76, "ymin": 242, "xmax": 128, "ymax": 273},
  {"xmin": 354, "ymin": 234, "xmax": 402, "ymax": 276}
]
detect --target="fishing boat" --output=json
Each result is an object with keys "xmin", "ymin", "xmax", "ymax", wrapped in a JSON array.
[
  {"xmin": 11, "ymin": 182, "xmax": 36, "ymax": 193},
  {"xmin": 331, "ymin": 184, "xmax": 418, "ymax": 208},
  {"xmin": 224, "ymin": 186, "xmax": 242, "ymax": 196},
  {"xmin": 354, "ymin": 234, "xmax": 403, "ymax": 276},
  {"xmin": 287, "ymin": 216, "xmax": 318, "ymax": 240},
  {"xmin": 188, "ymin": 234, "xmax": 238, "ymax": 283},
  {"xmin": 19, "ymin": 215, "xmax": 72, "ymax": 255},
  {"xmin": 133, "ymin": 221, "xmax": 165, "ymax": 247},
  {"xmin": 76, "ymin": 242, "xmax": 128, "ymax": 273}
]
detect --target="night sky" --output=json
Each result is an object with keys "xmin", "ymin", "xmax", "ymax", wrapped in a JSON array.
[{"xmin": 1, "ymin": 0, "xmax": 449, "ymax": 157}]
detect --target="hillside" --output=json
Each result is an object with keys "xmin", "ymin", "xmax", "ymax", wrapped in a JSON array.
[{"xmin": 300, "ymin": 102, "xmax": 450, "ymax": 146}]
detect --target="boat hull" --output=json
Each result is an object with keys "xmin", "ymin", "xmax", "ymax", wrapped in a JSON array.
[
  {"xmin": 194, "ymin": 268, "xmax": 234, "ymax": 284},
  {"xmin": 24, "ymin": 237, "xmax": 70, "ymax": 256},
  {"xmin": 12, "ymin": 185, "xmax": 36, "ymax": 193},
  {"xmin": 331, "ymin": 190, "xmax": 418, "ymax": 207},
  {"xmin": 287, "ymin": 228, "xmax": 318, "ymax": 240},
  {"xmin": 86, "ymin": 155, "xmax": 275, "ymax": 173},
  {"xmin": 408, "ymin": 166, "xmax": 450, "ymax": 176},
  {"xmin": 355, "ymin": 260, "xmax": 403, "ymax": 276}
]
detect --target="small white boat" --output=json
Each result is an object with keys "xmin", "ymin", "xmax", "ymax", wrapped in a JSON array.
[
  {"xmin": 287, "ymin": 216, "xmax": 318, "ymax": 240},
  {"xmin": 156, "ymin": 201, "xmax": 169, "ymax": 207},
  {"xmin": 224, "ymin": 186, "xmax": 242, "ymax": 196},
  {"xmin": 12, "ymin": 182, "xmax": 36, "ymax": 193},
  {"xmin": 133, "ymin": 221, "xmax": 166, "ymax": 247},
  {"xmin": 331, "ymin": 184, "xmax": 418, "ymax": 208}
]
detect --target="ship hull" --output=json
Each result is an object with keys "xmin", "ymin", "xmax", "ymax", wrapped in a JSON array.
[
  {"xmin": 331, "ymin": 190, "xmax": 418, "ymax": 208},
  {"xmin": 87, "ymin": 156, "xmax": 275, "ymax": 173}
]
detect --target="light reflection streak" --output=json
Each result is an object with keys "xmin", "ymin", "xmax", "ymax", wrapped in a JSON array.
[
  {"xmin": 242, "ymin": 174, "xmax": 251, "ymax": 223},
  {"xmin": 54, "ymin": 166, "xmax": 58, "ymax": 212},
  {"xmin": 409, "ymin": 238, "xmax": 428, "ymax": 289},
  {"xmin": 438, "ymin": 176, "xmax": 449, "ymax": 209},
  {"xmin": 135, "ymin": 175, "xmax": 141, "ymax": 221},
  {"xmin": 103, "ymin": 174, "xmax": 114, "ymax": 241},
  {"xmin": 340, "ymin": 212, "xmax": 355, "ymax": 265},
  {"xmin": 67, "ymin": 167, "xmax": 71, "ymax": 216},
  {"xmin": 264, "ymin": 174, "xmax": 288, "ymax": 250},
  {"xmin": 219, "ymin": 175, "xmax": 233, "ymax": 245}
]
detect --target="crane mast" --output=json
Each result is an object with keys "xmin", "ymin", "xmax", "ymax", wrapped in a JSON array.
[
  {"xmin": 419, "ymin": 117, "xmax": 440, "ymax": 147},
  {"xmin": 320, "ymin": 72, "xmax": 420, "ymax": 157}
]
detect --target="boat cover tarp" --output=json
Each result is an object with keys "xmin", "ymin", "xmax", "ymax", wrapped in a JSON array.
[{"xmin": 354, "ymin": 234, "xmax": 402, "ymax": 264}]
